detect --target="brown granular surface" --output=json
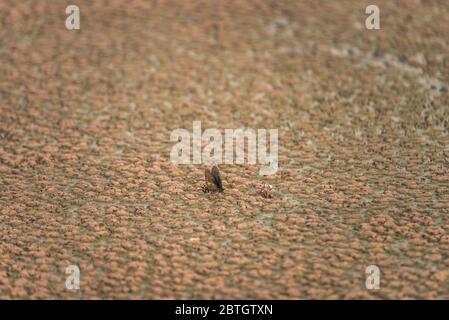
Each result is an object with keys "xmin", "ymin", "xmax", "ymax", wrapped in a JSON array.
[{"xmin": 1, "ymin": 0, "xmax": 449, "ymax": 299}]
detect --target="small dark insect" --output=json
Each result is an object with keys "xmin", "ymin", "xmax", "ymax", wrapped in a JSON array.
[
  {"xmin": 202, "ymin": 165, "xmax": 224, "ymax": 193},
  {"xmin": 258, "ymin": 183, "xmax": 273, "ymax": 199}
]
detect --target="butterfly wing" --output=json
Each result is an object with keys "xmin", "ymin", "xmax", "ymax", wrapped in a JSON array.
[
  {"xmin": 205, "ymin": 168, "xmax": 218, "ymax": 191},
  {"xmin": 211, "ymin": 166, "xmax": 223, "ymax": 191}
]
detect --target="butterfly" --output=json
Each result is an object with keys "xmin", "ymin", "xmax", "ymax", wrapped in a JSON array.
[{"xmin": 202, "ymin": 165, "xmax": 224, "ymax": 193}]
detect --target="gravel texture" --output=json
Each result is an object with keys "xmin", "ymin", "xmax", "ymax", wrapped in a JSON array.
[{"xmin": 0, "ymin": 0, "xmax": 449, "ymax": 299}]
